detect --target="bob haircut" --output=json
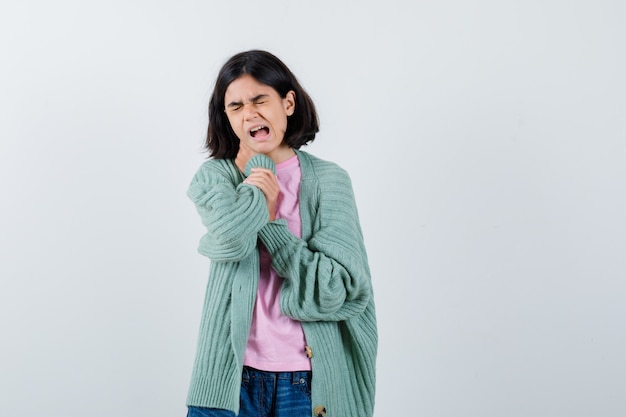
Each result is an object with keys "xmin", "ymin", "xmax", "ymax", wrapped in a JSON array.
[{"xmin": 206, "ymin": 50, "xmax": 319, "ymax": 159}]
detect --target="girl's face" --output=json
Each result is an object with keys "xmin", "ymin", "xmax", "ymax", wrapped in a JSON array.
[{"xmin": 224, "ymin": 74, "xmax": 296, "ymax": 162}]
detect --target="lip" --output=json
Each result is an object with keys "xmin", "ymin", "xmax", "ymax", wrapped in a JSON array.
[
  {"xmin": 248, "ymin": 123, "xmax": 267, "ymax": 132},
  {"xmin": 247, "ymin": 124, "xmax": 271, "ymax": 141}
]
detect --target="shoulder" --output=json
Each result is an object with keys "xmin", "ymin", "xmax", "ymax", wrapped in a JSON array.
[
  {"xmin": 297, "ymin": 150, "xmax": 351, "ymax": 184},
  {"xmin": 191, "ymin": 158, "xmax": 238, "ymax": 183},
  {"xmin": 195, "ymin": 157, "xmax": 233, "ymax": 174}
]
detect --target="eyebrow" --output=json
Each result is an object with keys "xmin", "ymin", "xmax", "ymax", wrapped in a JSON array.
[{"xmin": 226, "ymin": 94, "xmax": 270, "ymax": 108}]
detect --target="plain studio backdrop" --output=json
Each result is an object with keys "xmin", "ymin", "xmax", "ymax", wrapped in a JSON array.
[{"xmin": 1, "ymin": 1, "xmax": 625, "ymax": 416}]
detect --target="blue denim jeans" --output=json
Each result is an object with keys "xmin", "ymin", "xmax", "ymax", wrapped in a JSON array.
[{"xmin": 187, "ymin": 366, "xmax": 312, "ymax": 417}]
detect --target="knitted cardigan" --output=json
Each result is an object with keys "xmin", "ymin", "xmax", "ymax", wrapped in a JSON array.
[{"xmin": 186, "ymin": 149, "xmax": 377, "ymax": 417}]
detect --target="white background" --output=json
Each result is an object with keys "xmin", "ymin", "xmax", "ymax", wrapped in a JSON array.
[{"xmin": 1, "ymin": 1, "xmax": 625, "ymax": 416}]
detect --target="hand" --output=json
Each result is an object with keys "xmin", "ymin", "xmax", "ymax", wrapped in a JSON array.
[{"xmin": 244, "ymin": 168, "xmax": 280, "ymax": 221}]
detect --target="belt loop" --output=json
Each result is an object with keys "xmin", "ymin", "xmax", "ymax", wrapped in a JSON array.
[{"xmin": 242, "ymin": 366, "xmax": 250, "ymax": 383}]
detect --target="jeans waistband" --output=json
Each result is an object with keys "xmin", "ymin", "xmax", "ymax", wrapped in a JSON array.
[{"xmin": 242, "ymin": 366, "xmax": 311, "ymax": 384}]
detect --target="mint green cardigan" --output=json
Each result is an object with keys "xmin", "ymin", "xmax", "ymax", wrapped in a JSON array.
[{"xmin": 186, "ymin": 149, "xmax": 377, "ymax": 417}]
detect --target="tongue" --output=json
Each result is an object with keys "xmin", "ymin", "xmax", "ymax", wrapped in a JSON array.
[{"xmin": 252, "ymin": 127, "xmax": 270, "ymax": 139}]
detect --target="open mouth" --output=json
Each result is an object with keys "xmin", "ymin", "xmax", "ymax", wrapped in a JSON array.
[{"xmin": 250, "ymin": 125, "xmax": 270, "ymax": 139}]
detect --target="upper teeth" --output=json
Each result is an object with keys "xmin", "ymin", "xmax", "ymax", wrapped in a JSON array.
[{"xmin": 251, "ymin": 126, "xmax": 265, "ymax": 133}]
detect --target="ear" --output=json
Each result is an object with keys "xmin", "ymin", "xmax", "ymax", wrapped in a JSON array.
[{"xmin": 284, "ymin": 90, "xmax": 296, "ymax": 116}]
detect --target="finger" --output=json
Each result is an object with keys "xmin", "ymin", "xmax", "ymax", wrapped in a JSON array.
[
  {"xmin": 244, "ymin": 175, "xmax": 273, "ymax": 190},
  {"xmin": 249, "ymin": 167, "xmax": 276, "ymax": 178},
  {"xmin": 246, "ymin": 179, "xmax": 278, "ymax": 196},
  {"xmin": 244, "ymin": 174, "xmax": 279, "ymax": 198},
  {"xmin": 247, "ymin": 170, "xmax": 277, "ymax": 186}
]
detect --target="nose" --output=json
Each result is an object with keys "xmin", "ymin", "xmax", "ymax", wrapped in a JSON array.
[{"xmin": 242, "ymin": 103, "xmax": 259, "ymax": 120}]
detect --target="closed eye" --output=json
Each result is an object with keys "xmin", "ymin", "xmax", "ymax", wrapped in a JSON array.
[
  {"xmin": 225, "ymin": 95, "xmax": 270, "ymax": 113},
  {"xmin": 251, "ymin": 95, "xmax": 269, "ymax": 105},
  {"xmin": 226, "ymin": 102, "xmax": 243, "ymax": 112}
]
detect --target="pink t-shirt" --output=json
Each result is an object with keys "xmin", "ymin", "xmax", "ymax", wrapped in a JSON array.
[{"xmin": 243, "ymin": 154, "xmax": 311, "ymax": 371}]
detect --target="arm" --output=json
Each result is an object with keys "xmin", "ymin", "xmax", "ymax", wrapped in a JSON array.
[
  {"xmin": 187, "ymin": 160, "xmax": 269, "ymax": 262},
  {"xmin": 258, "ymin": 168, "xmax": 372, "ymax": 322}
]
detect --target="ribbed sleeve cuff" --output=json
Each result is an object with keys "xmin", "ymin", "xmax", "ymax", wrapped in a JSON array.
[
  {"xmin": 244, "ymin": 154, "xmax": 276, "ymax": 176},
  {"xmin": 258, "ymin": 219, "xmax": 294, "ymax": 256},
  {"xmin": 186, "ymin": 374, "xmax": 240, "ymax": 413}
]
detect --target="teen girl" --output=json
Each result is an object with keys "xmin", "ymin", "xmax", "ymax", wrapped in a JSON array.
[{"xmin": 186, "ymin": 50, "xmax": 377, "ymax": 417}]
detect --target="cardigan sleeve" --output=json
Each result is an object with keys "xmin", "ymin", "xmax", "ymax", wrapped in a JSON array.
[
  {"xmin": 258, "ymin": 166, "xmax": 372, "ymax": 322},
  {"xmin": 187, "ymin": 159, "xmax": 269, "ymax": 262}
]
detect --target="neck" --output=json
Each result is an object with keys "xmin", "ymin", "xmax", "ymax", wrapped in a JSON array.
[{"xmin": 266, "ymin": 144, "xmax": 295, "ymax": 164}]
